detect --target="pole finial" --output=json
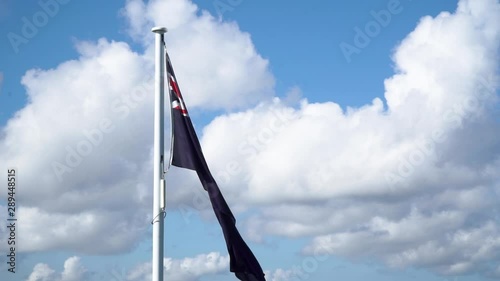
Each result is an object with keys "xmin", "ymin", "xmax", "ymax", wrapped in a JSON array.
[{"xmin": 152, "ymin": 26, "xmax": 168, "ymax": 34}]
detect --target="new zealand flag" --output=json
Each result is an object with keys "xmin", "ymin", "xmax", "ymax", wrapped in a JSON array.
[{"xmin": 166, "ymin": 53, "xmax": 266, "ymax": 281}]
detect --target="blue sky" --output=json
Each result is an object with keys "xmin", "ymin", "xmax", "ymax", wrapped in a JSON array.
[{"xmin": 0, "ymin": 0, "xmax": 499, "ymax": 281}]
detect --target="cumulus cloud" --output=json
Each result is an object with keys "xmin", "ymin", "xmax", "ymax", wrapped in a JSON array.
[
  {"xmin": 17, "ymin": 207, "xmax": 146, "ymax": 254},
  {"xmin": 122, "ymin": 0, "xmax": 275, "ymax": 109},
  {"xmin": 27, "ymin": 263, "xmax": 56, "ymax": 281},
  {"xmin": 27, "ymin": 257, "xmax": 87, "ymax": 281},
  {"xmin": 0, "ymin": 39, "xmax": 153, "ymax": 254},
  {"xmin": 26, "ymin": 254, "xmax": 227, "ymax": 281},
  {"xmin": 126, "ymin": 252, "xmax": 229, "ymax": 281},
  {"xmin": 191, "ymin": 0, "xmax": 500, "ymax": 277},
  {"xmin": 264, "ymin": 268, "xmax": 295, "ymax": 281},
  {"xmin": 0, "ymin": 0, "xmax": 274, "ymax": 255}
]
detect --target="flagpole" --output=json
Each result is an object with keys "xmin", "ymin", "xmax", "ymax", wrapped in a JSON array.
[{"xmin": 151, "ymin": 26, "xmax": 167, "ymax": 281}]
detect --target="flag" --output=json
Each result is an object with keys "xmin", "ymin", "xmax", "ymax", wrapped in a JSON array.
[{"xmin": 166, "ymin": 53, "xmax": 266, "ymax": 281}]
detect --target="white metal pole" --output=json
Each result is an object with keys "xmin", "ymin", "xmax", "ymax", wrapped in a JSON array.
[{"xmin": 151, "ymin": 26, "xmax": 167, "ymax": 281}]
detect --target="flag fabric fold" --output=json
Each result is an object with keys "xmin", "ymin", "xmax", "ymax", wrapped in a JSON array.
[{"xmin": 166, "ymin": 53, "xmax": 266, "ymax": 281}]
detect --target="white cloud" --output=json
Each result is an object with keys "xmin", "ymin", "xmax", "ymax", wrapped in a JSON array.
[
  {"xmin": 0, "ymin": 0, "xmax": 274, "ymax": 255},
  {"xmin": 60, "ymin": 257, "xmax": 88, "ymax": 281},
  {"xmin": 26, "ymin": 257, "xmax": 87, "ymax": 281},
  {"xmin": 264, "ymin": 268, "xmax": 294, "ymax": 281},
  {"xmin": 190, "ymin": 0, "xmax": 500, "ymax": 277},
  {"xmin": 27, "ymin": 263, "xmax": 56, "ymax": 281},
  {"xmin": 16, "ymin": 207, "xmax": 146, "ymax": 254},
  {"xmin": 122, "ymin": 0, "xmax": 275, "ymax": 110},
  {"xmin": 26, "ymin": 253, "xmax": 228, "ymax": 281},
  {"xmin": 126, "ymin": 252, "xmax": 229, "ymax": 281},
  {"xmin": 0, "ymin": 39, "xmax": 153, "ymax": 254}
]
